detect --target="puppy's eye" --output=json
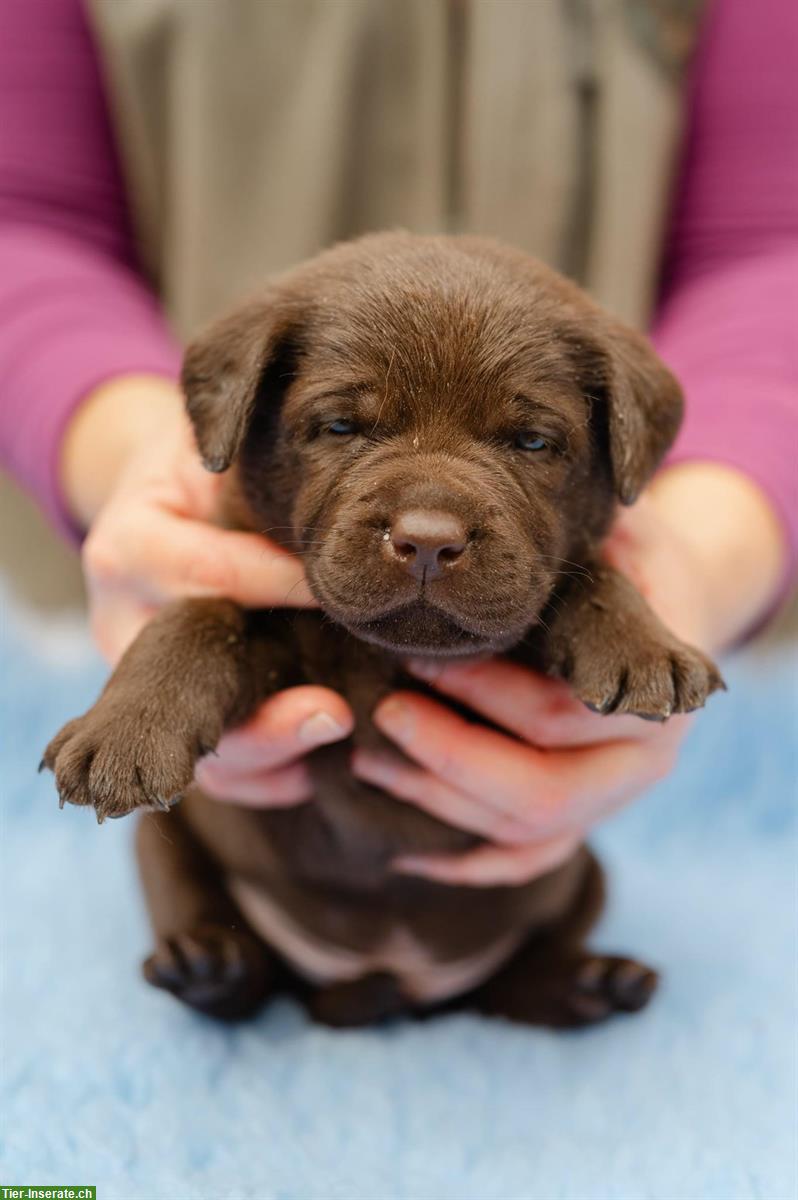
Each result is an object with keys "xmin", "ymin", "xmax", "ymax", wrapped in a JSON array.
[
  {"xmin": 515, "ymin": 431, "xmax": 548, "ymax": 452},
  {"xmin": 328, "ymin": 418, "xmax": 358, "ymax": 436}
]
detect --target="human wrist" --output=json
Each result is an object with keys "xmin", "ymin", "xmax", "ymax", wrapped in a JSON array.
[
  {"xmin": 60, "ymin": 374, "xmax": 184, "ymax": 530},
  {"xmin": 647, "ymin": 462, "xmax": 787, "ymax": 651}
]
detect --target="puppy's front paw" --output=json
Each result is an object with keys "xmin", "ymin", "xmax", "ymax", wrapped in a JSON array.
[
  {"xmin": 41, "ymin": 704, "xmax": 203, "ymax": 822},
  {"xmin": 569, "ymin": 632, "xmax": 724, "ymax": 720}
]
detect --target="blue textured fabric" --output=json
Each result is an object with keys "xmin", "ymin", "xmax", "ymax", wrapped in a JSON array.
[{"xmin": 2, "ymin": 588, "xmax": 796, "ymax": 1200}]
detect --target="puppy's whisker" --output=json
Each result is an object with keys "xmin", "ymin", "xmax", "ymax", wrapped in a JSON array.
[
  {"xmin": 280, "ymin": 577, "xmax": 313, "ymax": 607},
  {"xmin": 258, "ymin": 525, "xmax": 339, "ymax": 541},
  {"xmin": 535, "ymin": 555, "xmax": 595, "ymax": 582},
  {"xmin": 551, "ymin": 570, "xmax": 593, "ymax": 588}
]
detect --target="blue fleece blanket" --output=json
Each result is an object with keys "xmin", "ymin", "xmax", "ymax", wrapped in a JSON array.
[{"xmin": 1, "ymin": 588, "xmax": 796, "ymax": 1200}]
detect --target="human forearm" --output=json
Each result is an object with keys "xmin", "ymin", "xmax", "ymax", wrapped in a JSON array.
[
  {"xmin": 0, "ymin": 225, "xmax": 181, "ymax": 538},
  {"xmin": 0, "ymin": 0, "xmax": 181, "ymax": 536},
  {"xmin": 653, "ymin": 244, "xmax": 798, "ymax": 605},
  {"xmin": 652, "ymin": 0, "xmax": 797, "ymax": 607}
]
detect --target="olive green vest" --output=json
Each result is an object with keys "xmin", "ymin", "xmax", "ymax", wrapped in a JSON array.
[{"xmin": 87, "ymin": 0, "xmax": 704, "ymax": 338}]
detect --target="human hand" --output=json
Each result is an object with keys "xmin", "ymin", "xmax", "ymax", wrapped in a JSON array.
[
  {"xmin": 61, "ymin": 374, "xmax": 353, "ymax": 806},
  {"xmin": 353, "ymin": 661, "xmax": 692, "ymax": 886},
  {"xmin": 352, "ymin": 465, "xmax": 785, "ymax": 885},
  {"xmin": 66, "ymin": 376, "xmax": 315, "ymax": 661}
]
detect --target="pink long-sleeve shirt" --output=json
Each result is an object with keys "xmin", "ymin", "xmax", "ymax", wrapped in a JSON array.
[{"xmin": 1, "ymin": 0, "xmax": 796, "ymax": 568}]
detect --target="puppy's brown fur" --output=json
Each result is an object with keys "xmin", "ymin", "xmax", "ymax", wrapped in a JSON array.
[{"xmin": 44, "ymin": 234, "xmax": 723, "ymax": 1027}]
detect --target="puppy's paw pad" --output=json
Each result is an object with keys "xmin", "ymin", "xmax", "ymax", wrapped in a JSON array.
[{"xmin": 142, "ymin": 925, "xmax": 272, "ymax": 1021}]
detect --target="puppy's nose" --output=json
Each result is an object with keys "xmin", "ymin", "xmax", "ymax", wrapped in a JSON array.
[{"xmin": 387, "ymin": 509, "xmax": 468, "ymax": 580}]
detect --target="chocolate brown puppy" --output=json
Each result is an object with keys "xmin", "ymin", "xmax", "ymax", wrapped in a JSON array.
[{"xmin": 43, "ymin": 234, "xmax": 724, "ymax": 1027}]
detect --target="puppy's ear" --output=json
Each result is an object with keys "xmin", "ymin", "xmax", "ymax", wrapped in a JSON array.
[
  {"xmin": 588, "ymin": 319, "xmax": 683, "ymax": 505},
  {"xmin": 181, "ymin": 295, "xmax": 293, "ymax": 472}
]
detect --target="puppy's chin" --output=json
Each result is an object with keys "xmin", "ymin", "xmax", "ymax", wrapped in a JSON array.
[{"xmin": 321, "ymin": 599, "xmax": 526, "ymax": 659}]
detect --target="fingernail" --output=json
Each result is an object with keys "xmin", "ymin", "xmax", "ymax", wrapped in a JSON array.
[
  {"xmin": 351, "ymin": 750, "xmax": 395, "ymax": 786},
  {"xmin": 392, "ymin": 856, "xmax": 426, "ymax": 875},
  {"xmin": 392, "ymin": 855, "xmax": 445, "ymax": 880},
  {"xmin": 374, "ymin": 698, "xmax": 414, "ymax": 743},
  {"xmin": 405, "ymin": 658, "xmax": 440, "ymax": 681},
  {"xmin": 298, "ymin": 711, "xmax": 347, "ymax": 746}
]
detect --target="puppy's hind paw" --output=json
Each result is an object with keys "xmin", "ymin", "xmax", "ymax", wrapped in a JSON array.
[
  {"xmin": 143, "ymin": 925, "xmax": 275, "ymax": 1021},
  {"xmin": 566, "ymin": 954, "xmax": 659, "ymax": 1021}
]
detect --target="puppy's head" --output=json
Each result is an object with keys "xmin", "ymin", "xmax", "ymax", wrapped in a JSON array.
[{"xmin": 182, "ymin": 234, "xmax": 682, "ymax": 657}]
